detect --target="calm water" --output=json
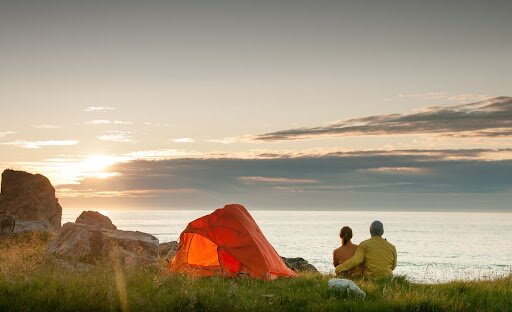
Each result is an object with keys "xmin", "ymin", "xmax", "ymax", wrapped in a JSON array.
[{"xmin": 62, "ymin": 209, "xmax": 512, "ymax": 283}]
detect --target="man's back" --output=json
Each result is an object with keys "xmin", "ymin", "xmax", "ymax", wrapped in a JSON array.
[
  {"xmin": 360, "ymin": 236, "xmax": 396, "ymax": 277},
  {"xmin": 335, "ymin": 236, "xmax": 397, "ymax": 278}
]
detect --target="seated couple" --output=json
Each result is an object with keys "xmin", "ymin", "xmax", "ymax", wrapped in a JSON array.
[{"xmin": 333, "ymin": 221, "xmax": 397, "ymax": 278}]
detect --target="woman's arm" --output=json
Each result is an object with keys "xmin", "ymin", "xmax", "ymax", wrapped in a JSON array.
[{"xmin": 335, "ymin": 244, "xmax": 365, "ymax": 275}]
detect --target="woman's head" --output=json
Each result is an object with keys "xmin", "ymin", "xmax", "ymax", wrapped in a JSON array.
[{"xmin": 339, "ymin": 226, "xmax": 353, "ymax": 245}]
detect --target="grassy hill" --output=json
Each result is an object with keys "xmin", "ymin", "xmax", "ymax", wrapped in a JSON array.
[{"xmin": 1, "ymin": 233, "xmax": 511, "ymax": 312}]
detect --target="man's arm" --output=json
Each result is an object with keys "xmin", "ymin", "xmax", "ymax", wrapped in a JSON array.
[
  {"xmin": 333, "ymin": 251, "xmax": 338, "ymax": 267},
  {"xmin": 335, "ymin": 244, "xmax": 365, "ymax": 275}
]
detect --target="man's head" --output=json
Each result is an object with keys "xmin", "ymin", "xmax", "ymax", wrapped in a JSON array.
[{"xmin": 369, "ymin": 220, "xmax": 384, "ymax": 237}]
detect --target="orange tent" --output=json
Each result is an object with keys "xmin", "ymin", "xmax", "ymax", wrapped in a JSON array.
[{"xmin": 167, "ymin": 204, "xmax": 296, "ymax": 280}]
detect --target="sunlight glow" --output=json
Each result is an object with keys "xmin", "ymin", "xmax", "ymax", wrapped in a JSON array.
[
  {"xmin": 10, "ymin": 149, "xmax": 200, "ymax": 186},
  {"xmin": 13, "ymin": 154, "xmax": 124, "ymax": 186},
  {"xmin": 72, "ymin": 155, "xmax": 122, "ymax": 180}
]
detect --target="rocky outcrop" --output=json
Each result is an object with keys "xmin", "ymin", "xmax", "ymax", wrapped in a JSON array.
[
  {"xmin": 159, "ymin": 241, "xmax": 178, "ymax": 262},
  {"xmin": 282, "ymin": 257, "xmax": 319, "ymax": 273},
  {"xmin": 0, "ymin": 169, "xmax": 62, "ymax": 232},
  {"xmin": 76, "ymin": 211, "xmax": 117, "ymax": 230},
  {"xmin": 46, "ymin": 211, "xmax": 159, "ymax": 267}
]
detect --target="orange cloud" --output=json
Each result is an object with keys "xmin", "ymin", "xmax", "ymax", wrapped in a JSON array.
[{"xmin": 239, "ymin": 176, "xmax": 320, "ymax": 184}]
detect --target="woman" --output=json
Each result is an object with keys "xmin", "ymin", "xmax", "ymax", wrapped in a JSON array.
[{"xmin": 333, "ymin": 226, "xmax": 363, "ymax": 276}]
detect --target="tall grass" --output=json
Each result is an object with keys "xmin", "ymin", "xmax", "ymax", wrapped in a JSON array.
[{"xmin": 0, "ymin": 234, "xmax": 511, "ymax": 311}]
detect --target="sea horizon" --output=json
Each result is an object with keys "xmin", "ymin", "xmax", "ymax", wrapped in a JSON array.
[{"xmin": 59, "ymin": 206, "xmax": 512, "ymax": 213}]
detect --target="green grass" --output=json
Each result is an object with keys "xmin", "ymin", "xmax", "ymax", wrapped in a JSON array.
[{"xmin": 1, "ymin": 234, "xmax": 511, "ymax": 312}]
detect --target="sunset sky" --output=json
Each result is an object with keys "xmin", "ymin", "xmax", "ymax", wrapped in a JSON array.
[{"xmin": 1, "ymin": 0, "xmax": 511, "ymax": 210}]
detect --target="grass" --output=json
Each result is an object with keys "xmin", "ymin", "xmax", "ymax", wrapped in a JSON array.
[{"xmin": 1, "ymin": 234, "xmax": 511, "ymax": 312}]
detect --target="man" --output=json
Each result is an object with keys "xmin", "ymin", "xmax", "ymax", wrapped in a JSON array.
[{"xmin": 335, "ymin": 221, "xmax": 397, "ymax": 278}]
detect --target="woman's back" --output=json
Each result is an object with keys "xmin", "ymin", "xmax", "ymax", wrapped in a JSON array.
[
  {"xmin": 333, "ymin": 242, "xmax": 357, "ymax": 266},
  {"xmin": 333, "ymin": 242, "xmax": 363, "ymax": 276}
]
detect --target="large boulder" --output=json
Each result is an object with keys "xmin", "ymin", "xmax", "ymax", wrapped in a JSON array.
[
  {"xmin": 0, "ymin": 169, "xmax": 62, "ymax": 232},
  {"xmin": 76, "ymin": 211, "xmax": 117, "ymax": 230},
  {"xmin": 46, "ymin": 211, "xmax": 159, "ymax": 267},
  {"xmin": 159, "ymin": 241, "xmax": 178, "ymax": 262},
  {"xmin": 282, "ymin": 257, "xmax": 319, "ymax": 273}
]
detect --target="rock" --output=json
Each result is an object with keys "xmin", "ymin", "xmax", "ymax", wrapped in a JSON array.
[
  {"xmin": 46, "ymin": 212, "xmax": 159, "ymax": 267},
  {"xmin": 281, "ymin": 257, "xmax": 319, "ymax": 273},
  {"xmin": 328, "ymin": 278, "xmax": 366, "ymax": 299},
  {"xmin": 76, "ymin": 211, "xmax": 117, "ymax": 230},
  {"xmin": 0, "ymin": 169, "xmax": 62, "ymax": 232},
  {"xmin": 102, "ymin": 229, "xmax": 159, "ymax": 265},
  {"xmin": 159, "ymin": 241, "xmax": 178, "ymax": 261}
]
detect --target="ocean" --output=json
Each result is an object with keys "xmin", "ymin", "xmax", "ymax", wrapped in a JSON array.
[{"xmin": 62, "ymin": 209, "xmax": 512, "ymax": 283}]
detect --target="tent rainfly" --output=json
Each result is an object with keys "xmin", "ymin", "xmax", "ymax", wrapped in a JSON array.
[{"xmin": 167, "ymin": 204, "xmax": 296, "ymax": 280}]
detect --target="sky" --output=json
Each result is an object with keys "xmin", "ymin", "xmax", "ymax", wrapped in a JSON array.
[{"xmin": 0, "ymin": 0, "xmax": 511, "ymax": 211}]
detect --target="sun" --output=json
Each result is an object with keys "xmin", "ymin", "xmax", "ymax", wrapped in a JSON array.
[
  {"xmin": 52, "ymin": 154, "xmax": 123, "ymax": 185},
  {"xmin": 78, "ymin": 155, "xmax": 122, "ymax": 180}
]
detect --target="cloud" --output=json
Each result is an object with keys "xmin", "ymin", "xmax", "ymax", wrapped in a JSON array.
[
  {"xmin": 239, "ymin": 176, "xmax": 320, "ymax": 184},
  {"xmin": 32, "ymin": 124, "xmax": 61, "ymax": 129},
  {"xmin": 0, "ymin": 146, "xmax": 502, "ymax": 210},
  {"xmin": 398, "ymin": 92, "xmax": 490, "ymax": 103},
  {"xmin": 172, "ymin": 138, "xmax": 195, "ymax": 143},
  {"xmin": 2, "ymin": 140, "xmax": 79, "ymax": 149},
  {"xmin": 58, "ymin": 188, "xmax": 196, "ymax": 198},
  {"xmin": 60, "ymin": 148, "xmax": 512, "ymax": 193},
  {"xmin": 0, "ymin": 131, "xmax": 15, "ymax": 137},
  {"xmin": 119, "ymin": 147, "xmax": 512, "ymax": 162},
  {"xmin": 273, "ymin": 182, "xmax": 414, "ymax": 193},
  {"xmin": 364, "ymin": 167, "xmax": 432, "ymax": 174},
  {"xmin": 86, "ymin": 120, "xmax": 133, "ymax": 125},
  {"xmin": 84, "ymin": 106, "xmax": 116, "ymax": 112},
  {"xmin": 86, "ymin": 120, "xmax": 111, "ymax": 125},
  {"xmin": 123, "ymin": 149, "xmax": 199, "ymax": 160},
  {"xmin": 207, "ymin": 137, "xmax": 243, "ymax": 144},
  {"xmin": 50, "ymin": 148, "xmax": 512, "ymax": 210},
  {"xmin": 112, "ymin": 120, "xmax": 133, "ymax": 125},
  {"xmin": 444, "ymin": 128, "xmax": 512, "ymax": 138},
  {"xmin": 97, "ymin": 131, "xmax": 135, "ymax": 143},
  {"xmin": 251, "ymin": 96, "xmax": 512, "ymax": 141},
  {"xmin": 144, "ymin": 122, "xmax": 170, "ymax": 127}
]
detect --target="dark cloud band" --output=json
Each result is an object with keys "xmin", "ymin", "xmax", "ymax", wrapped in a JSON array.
[{"xmin": 252, "ymin": 97, "xmax": 512, "ymax": 141}]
